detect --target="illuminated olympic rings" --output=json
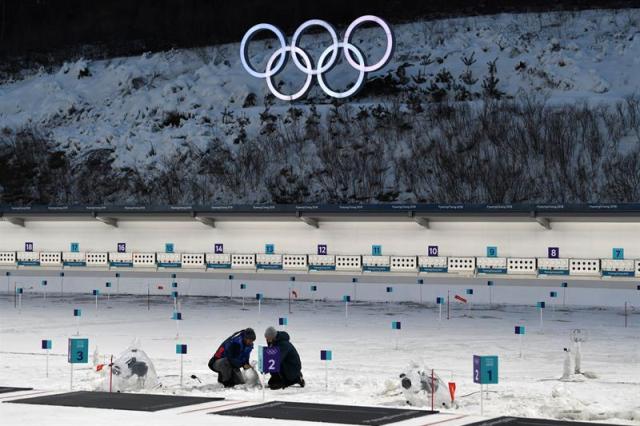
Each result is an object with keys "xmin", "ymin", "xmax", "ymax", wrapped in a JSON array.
[{"xmin": 240, "ymin": 16, "xmax": 394, "ymax": 100}]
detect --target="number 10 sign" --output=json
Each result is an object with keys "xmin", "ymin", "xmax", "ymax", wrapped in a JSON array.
[{"xmin": 259, "ymin": 346, "xmax": 280, "ymax": 374}]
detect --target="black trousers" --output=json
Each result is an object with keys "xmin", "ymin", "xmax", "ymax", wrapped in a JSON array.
[
  {"xmin": 208, "ymin": 357, "xmax": 244, "ymax": 386},
  {"xmin": 268, "ymin": 373, "xmax": 298, "ymax": 389}
]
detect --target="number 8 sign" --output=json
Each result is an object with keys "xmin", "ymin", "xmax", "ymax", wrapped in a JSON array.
[{"xmin": 548, "ymin": 247, "xmax": 559, "ymax": 259}]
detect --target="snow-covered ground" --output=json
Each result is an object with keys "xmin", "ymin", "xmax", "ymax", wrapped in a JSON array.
[
  {"xmin": 1, "ymin": 8, "xmax": 639, "ymax": 168},
  {"xmin": 0, "ymin": 294, "xmax": 638, "ymax": 425}
]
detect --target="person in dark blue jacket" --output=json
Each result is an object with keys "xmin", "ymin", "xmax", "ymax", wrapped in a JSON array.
[
  {"xmin": 208, "ymin": 328, "xmax": 256, "ymax": 387},
  {"xmin": 264, "ymin": 326, "xmax": 304, "ymax": 389}
]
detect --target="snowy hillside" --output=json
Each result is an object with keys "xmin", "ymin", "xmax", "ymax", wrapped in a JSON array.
[{"xmin": 1, "ymin": 9, "xmax": 640, "ymax": 205}]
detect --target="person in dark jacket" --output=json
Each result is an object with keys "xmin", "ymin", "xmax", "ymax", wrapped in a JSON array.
[
  {"xmin": 264, "ymin": 326, "xmax": 304, "ymax": 389},
  {"xmin": 208, "ymin": 328, "xmax": 256, "ymax": 387}
]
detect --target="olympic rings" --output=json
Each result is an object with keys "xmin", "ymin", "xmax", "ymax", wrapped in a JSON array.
[{"xmin": 240, "ymin": 15, "xmax": 394, "ymax": 100}]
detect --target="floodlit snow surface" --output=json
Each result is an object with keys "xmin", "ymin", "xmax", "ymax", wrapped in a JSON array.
[{"xmin": 0, "ymin": 294, "xmax": 639, "ymax": 425}]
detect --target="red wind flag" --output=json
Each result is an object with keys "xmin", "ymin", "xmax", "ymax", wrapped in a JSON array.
[{"xmin": 454, "ymin": 294, "xmax": 467, "ymax": 303}]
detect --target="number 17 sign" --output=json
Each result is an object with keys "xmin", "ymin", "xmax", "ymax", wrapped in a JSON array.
[{"xmin": 259, "ymin": 346, "xmax": 280, "ymax": 374}]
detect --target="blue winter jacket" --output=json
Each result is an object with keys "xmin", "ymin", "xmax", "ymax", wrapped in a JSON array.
[{"xmin": 214, "ymin": 330, "xmax": 254, "ymax": 368}]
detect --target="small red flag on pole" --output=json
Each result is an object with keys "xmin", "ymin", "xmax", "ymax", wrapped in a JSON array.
[{"xmin": 454, "ymin": 294, "xmax": 467, "ymax": 303}]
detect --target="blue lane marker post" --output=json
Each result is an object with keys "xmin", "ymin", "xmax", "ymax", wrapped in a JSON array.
[
  {"xmin": 436, "ymin": 297, "xmax": 445, "ymax": 322},
  {"xmin": 240, "ymin": 283, "xmax": 247, "ymax": 310},
  {"xmin": 343, "ymin": 295, "xmax": 351, "ymax": 324},
  {"xmin": 417, "ymin": 278, "xmax": 424, "ymax": 304},
  {"xmin": 41, "ymin": 339, "xmax": 52, "ymax": 378},
  {"xmin": 60, "ymin": 272, "xmax": 65, "ymax": 297},
  {"xmin": 514, "ymin": 326, "xmax": 525, "ymax": 358},
  {"xmin": 228, "ymin": 275, "xmax": 234, "ymax": 299},
  {"xmin": 256, "ymin": 293, "xmax": 264, "ymax": 315},
  {"xmin": 105, "ymin": 282, "xmax": 112, "ymax": 303},
  {"xmin": 171, "ymin": 290, "xmax": 179, "ymax": 312},
  {"xmin": 352, "ymin": 277, "xmax": 358, "ymax": 302},
  {"xmin": 466, "ymin": 288, "xmax": 474, "ymax": 316},
  {"xmin": 278, "ymin": 317, "xmax": 288, "ymax": 328},
  {"xmin": 549, "ymin": 291, "xmax": 558, "ymax": 314},
  {"xmin": 115, "ymin": 272, "xmax": 121, "ymax": 295},
  {"xmin": 392, "ymin": 321, "xmax": 402, "ymax": 350},
  {"xmin": 73, "ymin": 308, "xmax": 82, "ymax": 336},
  {"xmin": 92, "ymin": 289, "xmax": 100, "ymax": 314},
  {"xmin": 41, "ymin": 280, "xmax": 48, "ymax": 302},
  {"xmin": 386, "ymin": 286, "xmax": 394, "ymax": 306},
  {"xmin": 16, "ymin": 287, "xmax": 23, "ymax": 312},
  {"xmin": 172, "ymin": 311, "xmax": 183, "ymax": 338},
  {"xmin": 487, "ymin": 281, "xmax": 494, "ymax": 306},
  {"xmin": 310, "ymin": 284, "xmax": 318, "ymax": 308},
  {"xmin": 537, "ymin": 301, "xmax": 546, "ymax": 330},
  {"xmin": 561, "ymin": 282, "xmax": 568, "ymax": 308},
  {"xmin": 320, "ymin": 350, "xmax": 332, "ymax": 390},
  {"xmin": 176, "ymin": 344, "xmax": 187, "ymax": 387}
]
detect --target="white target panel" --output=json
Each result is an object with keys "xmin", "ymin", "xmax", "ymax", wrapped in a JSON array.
[
  {"xmin": 86, "ymin": 252, "xmax": 108, "ymax": 266},
  {"xmin": 507, "ymin": 258, "xmax": 536, "ymax": 274},
  {"xmin": 181, "ymin": 253, "xmax": 205, "ymax": 268},
  {"xmin": 569, "ymin": 259, "xmax": 600, "ymax": 276},
  {"xmin": 390, "ymin": 256, "xmax": 417, "ymax": 272},
  {"xmin": 40, "ymin": 252, "xmax": 62, "ymax": 265},
  {"xmin": 447, "ymin": 257, "xmax": 476, "ymax": 272},
  {"xmin": 336, "ymin": 255, "xmax": 362, "ymax": 271},
  {"xmin": 231, "ymin": 254, "xmax": 256, "ymax": 269},
  {"xmin": 0, "ymin": 251, "xmax": 16, "ymax": 265},
  {"xmin": 132, "ymin": 252, "xmax": 156, "ymax": 267},
  {"xmin": 283, "ymin": 254, "xmax": 308, "ymax": 270}
]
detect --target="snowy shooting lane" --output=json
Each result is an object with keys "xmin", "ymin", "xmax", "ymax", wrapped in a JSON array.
[{"xmin": 0, "ymin": 294, "xmax": 638, "ymax": 425}]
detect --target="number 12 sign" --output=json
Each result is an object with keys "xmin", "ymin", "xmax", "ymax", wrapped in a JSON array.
[{"xmin": 259, "ymin": 346, "xmax": 280, "ymax": 374}]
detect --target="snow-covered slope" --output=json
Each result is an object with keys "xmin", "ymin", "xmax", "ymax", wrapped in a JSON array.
[{"xmin": 1, "ymin": 9, "xmax": 640, "ymax": 204}]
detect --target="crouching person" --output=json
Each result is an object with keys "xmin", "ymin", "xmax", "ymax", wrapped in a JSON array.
[
  {"xmin": 264, "ymin": 326, "xmax": 304, "ymax": 389},
  {"xmin": 208, "ymin": 328, "xmax": 256, "ymax": 388}
]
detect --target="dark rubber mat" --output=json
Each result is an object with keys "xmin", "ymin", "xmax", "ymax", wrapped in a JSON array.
[
  {"xmin": 6, "ymin": 391, "xmax": 223, "ymax": 412},
  {"xmin": 213, "ymin": 400, "xmax": 437, "ymax": 425},
  {"xmin": 466, "ymin": 417, "xmax": 625, "ymax": 426},
  {"xmin": 0, "ymin": 387, "xmax": 32, "ymax": 394}
]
